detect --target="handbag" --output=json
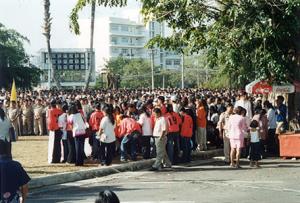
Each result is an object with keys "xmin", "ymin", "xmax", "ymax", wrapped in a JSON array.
[
  {"xmin": 9, "ymin": 127, "xmax": 16, "ymax": 142},
  {"xmin": 80, "ymin": 114, "xmax": 91, "ymax": 138}
]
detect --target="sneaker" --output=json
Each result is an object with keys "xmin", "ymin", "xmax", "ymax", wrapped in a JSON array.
[{"xmin": 120, "ymin": 159, "xmax": 127, "ymax": 163}]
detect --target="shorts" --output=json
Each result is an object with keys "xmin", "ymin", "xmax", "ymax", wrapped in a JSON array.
[{"xmin": 230, "ymin": 139, "xmax": 244, "ymax": 149}]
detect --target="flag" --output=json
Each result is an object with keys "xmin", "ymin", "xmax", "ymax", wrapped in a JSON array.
[{"xmin": 10, "ymin": 79, "xmax": 17, "ymax": 102}]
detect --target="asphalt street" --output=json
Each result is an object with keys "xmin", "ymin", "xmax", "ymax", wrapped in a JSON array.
[{"xmin": 27, "ymin": 159, "xmax": 300, "ymax": 203}]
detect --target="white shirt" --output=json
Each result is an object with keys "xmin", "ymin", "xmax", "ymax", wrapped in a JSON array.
[
  {"xmin": 68, "ymin": 113, "xmax": 86, "ymax": 137},
  {"xmin": 250, "ymin": 130, "xmax": 260, "ymax": 143},
  {"xmin": 267, "ymin": 108, "xmax": 277, "ymax": 129},
  {"xmin": 99, "ymin": 116, "xmax": 116, "ymax": 143},
  {"xmin": 58, "ymin": 113, "xmax": 67, "ymax": 139},
  {"xmin": 235, "ymin": 99, "xmax": 252, "ymax": 118},
  {"xmin": 153, "ymin": 117, "xmax": 167, "ymax": 137},
  {"xmin": 138, "ymin": 113, "xmax": 153, "ymax": 136}
]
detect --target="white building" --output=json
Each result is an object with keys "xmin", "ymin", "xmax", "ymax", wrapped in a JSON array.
[
  {"xmin": 36, "ymin": 48, "xmax": 95, "ymax": 89},
  {"xmin": 78, "ymin": 17, "xmax": 181, "ymax": 71}
]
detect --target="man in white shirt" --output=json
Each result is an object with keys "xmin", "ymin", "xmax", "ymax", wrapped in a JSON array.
[
  {"xmin": 234, "ymin": 92, "xmax": 252, "ymax": 118},
  {"xmin": 150, "ymin": 108, "xmax": 171, "ymax": 171}
]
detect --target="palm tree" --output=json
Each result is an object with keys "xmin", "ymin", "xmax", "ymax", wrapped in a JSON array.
[
  {"xmin": 70, "ymin": 0, "xmax": 127, "ymax": 90},
  {"xmin": 84, "ymin": 0, "xmax": 95, "ymax": 91},
  {"xmin": 43, "ymin": 0, "xmax": 61, "ymax": 89}
]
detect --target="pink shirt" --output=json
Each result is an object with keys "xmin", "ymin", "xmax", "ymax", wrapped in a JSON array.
[{"xmin": 228, "ymin": 114, "xmax": 247, "ymax": 140}]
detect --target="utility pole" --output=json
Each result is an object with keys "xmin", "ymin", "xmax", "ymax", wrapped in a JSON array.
[
  {"xmin": 181, "ymin": 53, "xmax": 184, "ymax": 89},
  {"xmin": 151, "ymin": 49, "xmax": 155, "ymax": 89}
]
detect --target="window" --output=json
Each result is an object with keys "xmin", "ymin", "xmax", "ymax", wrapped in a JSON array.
[
  {"xmin": 121, "ymin": 49, "xmax": 128, "ymax": 54},
  {"xmin": 69, "ymin": 59, "xmax": 74, "ymax": 64},
  {"xmin": 121, "ymin": 25, "xmax": 129, "ymax": 32},
  {"xmin": 69, "ymin": 64, "xmax": 74, "ymax": 69},
  {"xmin": 121, "ymin": 37, "xmax": 128, "ymax": 43},
  {"xmin": 166, "ymin": 59, "xmax": 172, "ymax": 66},
  {"xmin": 63, "ymin": 65, "xmax": 68, "ymax": 69},
  {"xmin": 111, "ymin": 24, "xmax": 118, "ymax": 31},
  {"xmin": 63, "ymin": 59, "xmax": 68, "ymax": 64},
  {"xmin": 63, "ymin": 53, "xmax": 68, "ymax": 58},
  {"xmin": 75, "ymin": 53, "xmax": 80, "ymax": 58},
  {"xmin": 75, "ymin": 64, "xmax": 80, "ymax": 69},
  {"xmin": 80, "ymin": 64, "xmax": 86, "ymax": 69},
  {"xmin": 112, "ymin": 48, "xmax": 119, "ymax": 53},
  {"xmin": 75, "ymin": 59, "xmax": 79, "ymax": 64},
  {"xmin": 57, "ymin": 59, "xmax": 62, "ymax": 64},
  {"xmin": 57, "ymin": 64, "xmax": 62, "ymax": 69},
  {"xmin": 111, "ymin": 37, "xmax": 118, "ymax": 44},
  {"xmin": 174, "ymin": 59, "xmax": 181, "ymax": 65},
  {"xmin": 81, "ymin": 53, "xmax": 85, "ymax": 58}
]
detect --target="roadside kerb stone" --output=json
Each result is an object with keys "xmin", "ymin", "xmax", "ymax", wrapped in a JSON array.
[{"xmin": 29, "ymin": 149, "xmax": 223, "ymax": 190}]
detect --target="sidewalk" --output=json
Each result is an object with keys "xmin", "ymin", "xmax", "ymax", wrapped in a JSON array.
[{"xmin": 29, "ymin": 149, "xmax": 223, "ymax": 190}]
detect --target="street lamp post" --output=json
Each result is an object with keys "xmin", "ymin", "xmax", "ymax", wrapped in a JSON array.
[{"xmin": 149, "ymin": 49, "xmax": 155, "ymax": 89}]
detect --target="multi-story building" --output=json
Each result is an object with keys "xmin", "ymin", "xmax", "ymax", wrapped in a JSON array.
[
  {"xmin": 36, "ymin": 48, "xmax": 95, "ymax": 89},
  {"xmin": 78, "ymin": 17, "xmax": 182, "ymax": 71}
]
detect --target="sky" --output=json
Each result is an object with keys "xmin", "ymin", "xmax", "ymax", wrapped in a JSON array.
[{"xmin": 0, "ymin": 0, "xmax": 141, "ymax": 55}]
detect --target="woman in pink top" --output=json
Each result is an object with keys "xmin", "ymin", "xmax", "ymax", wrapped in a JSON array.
[{"xmin": 228, "ymin": 106, "xmax": 248, "ymax": 168}]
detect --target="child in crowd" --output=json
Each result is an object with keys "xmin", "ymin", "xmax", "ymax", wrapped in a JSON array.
[{"xmin": 249, "ymin": 120, "xmax": 261, "ymax": 168}]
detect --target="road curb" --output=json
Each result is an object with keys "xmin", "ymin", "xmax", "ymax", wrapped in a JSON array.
[{"xmin": 29, "ymin": 149, "xmax": 223, "ymax": 190}]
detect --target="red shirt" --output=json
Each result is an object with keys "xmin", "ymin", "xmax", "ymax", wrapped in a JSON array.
[
  {"xmin": 48, "ymin": 108, "xmax": 63, "ymax": 131},
  {"xmin": 181, "ymin": 114, "xmax": 193, "ymax": 138},
  {"xmin": 165, "ymin": 112, "xmax": 182, "ymax": 133},
  {"xmin": 196, "ymin": 106, "xmax": 207, "ymax": 128},
  {"xmin": 89, "ymin": 110, "xmax": 104, "ymax": 131},
  {"xmin": 119, "ymin": 118, "xmax": 141, "ymax": 137}
]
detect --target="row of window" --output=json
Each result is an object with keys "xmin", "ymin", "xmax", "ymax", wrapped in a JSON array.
[
  {"xmin": 110, "ymin": 24, "xmax": 143, "ymax": 33},
  {"xmin": 166, "ymin": 59, "xmax": 181, "ymax": 66},
  {"xmin": 44, "ymin": 53, "xmax": 90, "ymax": 59},
  {"xmin": 111, "ymin": 37, "xmax": 143, "ymax": 45},
  {"xmin": 53, "ymin": 64, "xmax": 88, "ymax": 70}
]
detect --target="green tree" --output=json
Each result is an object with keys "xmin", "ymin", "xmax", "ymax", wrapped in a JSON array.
[
  {"xmin": 121, "ymin": 59, "xmax": 153, "ymax": 88},
  {"xmin": 141, "ymin": 0, "xmax": 300, "ymax": 88},
  {"xmin": 0, "ymin": 23, "xmax": 41, "ymax": 89}
]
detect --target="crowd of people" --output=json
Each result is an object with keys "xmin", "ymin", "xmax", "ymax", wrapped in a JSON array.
[
  {"xmin": 0, "ymin": 88, "xmax": 291, "ymax": 168},
  {"xmin": 0, "ymin": 87, "xmax": 294, "ymax": 202}
]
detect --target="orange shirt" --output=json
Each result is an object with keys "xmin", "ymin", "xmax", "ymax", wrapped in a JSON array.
[
  {"xmin": 181, "ymin": 114, "xmax": 193, "ymax": 137},
  {"xmin": 48, "ymin": 108, "xmax": 63, "ymax": 131},
  {"xmin": 89, "ymin": 110, "xmax": 104, "ymax": 131},
  {"xmin": 165, "ymin": 112, "xmax": 182, "ymax": 133},
  {"xmin": 196, "ymin": 106, "xmax": 207, "ymax": 128},
  {"xmin": 119, "ymin": 118, "xmax": 141, "ymax": 137}
]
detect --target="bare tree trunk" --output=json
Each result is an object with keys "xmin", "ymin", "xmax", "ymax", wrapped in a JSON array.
[
  {"xmin": 43, "ymin": 0, "xmax": 61, "ymax": 89},
  {"xmin": 84, "ymin": 0, "xmax": 96, "ymax": 91}
]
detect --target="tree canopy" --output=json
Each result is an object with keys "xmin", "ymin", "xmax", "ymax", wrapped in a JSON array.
[
  {"xmin": 141, "ymin": 0, "xmax": 300, "ymax": 87},
  {"xmin": 0, "ymin": 23, "xmax": 41, "ymax": 89}
]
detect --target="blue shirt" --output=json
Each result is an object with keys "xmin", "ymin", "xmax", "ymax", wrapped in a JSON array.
[
  {"xmin": 276, "ymin": 104, "xmax": 287, "ymax": 122},
  {"xmin": 0, "ymin": 156, "xmax": 30, "ymax": 199}
]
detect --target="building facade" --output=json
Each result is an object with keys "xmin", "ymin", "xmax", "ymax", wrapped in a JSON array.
[
  {"xmin": 36, "ymin": 48, "xmax": 95, "ymax": 89},
  {"xmin": 78, "ymin": 17, "xmax": 182, "ymax": 71}
]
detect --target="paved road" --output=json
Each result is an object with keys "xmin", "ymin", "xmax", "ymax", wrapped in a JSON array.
[{"xmin": 28, "ymin": 159, "xmax": 300, "ymax": 203}]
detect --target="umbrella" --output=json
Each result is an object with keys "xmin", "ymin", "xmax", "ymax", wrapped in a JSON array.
[{"xmin": 245, "ymin": 80, "xmax": 272, "ymax": 94}]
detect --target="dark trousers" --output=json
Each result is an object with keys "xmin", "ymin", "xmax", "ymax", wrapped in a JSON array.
[
  {"xmin": 141, "ymin": 136, "xmax": 151, "ymax": 159},
  {"xmin": 62, "ymin": 139, "xmax": 69, "ymax": 162},
  {"xmin": 52, "ymin": 130, "xmax": 62, "ymax": 163},
  {"xmin": 100, "ymin": 141, "xmax": 115, "ymax": 165},
  {"xmin": 167, "ymin": 132, "xmax": 180, "ymax": 164},
  {"xmin": 267, "ymin": 129, "xmax": 278, "ymax": 155},
  {"xmin": 74, "ymin": 136, "xmax": 85, "ymax": 166},
  {"xmin": 181, "ymin": 137, "xmax": 191, "ymax": 163},
  {"xmin": 91, "ymin": 132, "xmax": 100, "ymax": 160},
  {"xmin": 120, "ymin": 134, "xmax": 137, "ymax": 160},
  {"xmin": 67, "ymin": 131, "xmax": 76, "ymax": 163}
]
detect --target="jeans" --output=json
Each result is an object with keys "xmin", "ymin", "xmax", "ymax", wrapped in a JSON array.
[
  {"xmin": 91, "ymin": 132, "xmax": 100, "ymax": 160},
  {"xmin": 67, "ymin": 131, "xmax": 76, "ymax": 163},
  {"xmin": 100, "ymin": 141, "xmax": 115, "ymax": 165},
  {"xmin": 141, "ymin": 136, "xmax": 151, "ymax": 159},
  {"xmin": 74, "ymin": 136, "xmax": 85, "ymax": 166},
  {"xmin": 181, "ymin": 137, "xmax": 191, "ymax": 163},
  {"xmin": 167, "ymin": 132, "xmax": 180, "ymax": 164},
  {"xmin": 120, "ymin": 134, "xmax": 137, "ymax": 160}
]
